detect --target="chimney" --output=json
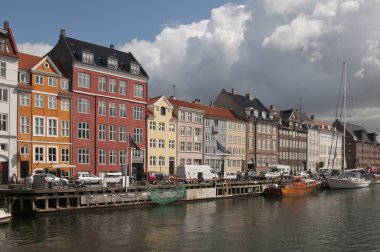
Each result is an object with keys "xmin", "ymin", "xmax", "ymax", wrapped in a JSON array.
[
  {"xmin": 270, "ymin": 105, "xmax": 277, "ymax": 111},
  {"xmin": 110, "ymin": 44, "xmax": 114, "ymax": 49},
  {"xmin": 60, "ymin": 29, "xmax": 66, "ymax": 38},
  {"xmin": 3, "ymin": 21, "xmax": 9, "ymax": 30},
  {"xmin": 245, "ymin": 93, "xmax": 254, "ymax": 101},
  {"xmin": 169, "ymin": 96, "xmax": 176, "ymax": 100},
  {"xmin": 193, "ymin": 98, "xmax": 201, "ymax": 104},
  {"xmin": 209, "ymin": 101, "xmax": 214, "ymax": 107},
  {"xmin": 311, "ymin": 115, "xmax": 315, "ymax": 120},
  {"xmin": 231, "ymin": 88, "xmax": 235, "ymax": 94}
]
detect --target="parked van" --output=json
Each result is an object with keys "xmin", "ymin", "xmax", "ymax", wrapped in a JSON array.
[
  {"xmin": 176, "ymin": 165, "xmax": 218, "ymax": 182},
  {"xmin": 103, "ymin": 172, "xmax": 123, "ymax": 185},
  {"xmin": 265, "ymin": 165, "xmax": 291, "ymax": 179}
]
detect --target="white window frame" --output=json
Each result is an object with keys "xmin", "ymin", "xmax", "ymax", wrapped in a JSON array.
[
  {"xmin": 78, "ymin": 98, "xmax": 90, "ymax": 114},
  {"xmin": 78, "ymin": 72, "xmax": 90, "ymax": 89},
  {"xmin": 20, "ymin": 92, "xmax": 30, "ymax": 106},
  {"xmin": 78, "ymin": 148, "xmax": 90, "ymax": 164},
  {"xmin": 48, "ymin": 77, "xmax": 57, "ymax": 87},
  {"xmin": 21, "ymin": 146, "xmax": 29, "ymax": 155},
  {"xmin": 109, "ymin": 102, "xmax": 116, "ymax": 117},
  {"xmin": 35, "ymin": 75, "xmax": 44, "ymax": 85},
  {"xmin": 47, "ymin": 146, "xmax": 58, "ymax": 163},
  {"xmin": 119, "ymin": 80, "xmax": 127, "ymax": 95},
  {"xmin": 61, "ymin": 120, "xmax": 69, "ymax": 137},
  {"xmin": 48, "ymin": 96, "xmax": 57, "ymax": 109},
  {"xmin": 47, "ymin": 117, "xmax": 58, "ymax": 137},
  {"xmin": 98, "ymin": 124, "xmax": 106, "ymax": 141},
  {"xmin": 98, "ymin": 149, "xmax": 106, "ymax": 165},
  {"xmin": 133, "ymin": 106, "xmax": 143, "ymax": 120},
  {"xmin": 33, "ymin": 145, "xmax": 45, "ymax": 163},
  {"xmin": 60, "ymin": 79, "xmax": 69, "ymax": 90},
  {"xmin": 0, "ymin": 61, "xmax": 6, "ymax": 78},
  {"xmin": 119, "ymin": 126, "xmax": 127, "ymax": 142},
  {"xmin": 149, "ymin": 156, "xmax": 156, "ymax": 166},
  {"xmin": 133, "ymin": 128, "xmax": 143, "ymax": 143},
  {"xmin": 61, "ymin": 148, "xmax": 70, "ymax": 162},
  {"xmin": 119, "ymin": 104, "xmax": 127, "ymax": 118},
  {"xmin": 33, "ymin": 116, "xmax": 45, "ymax": 136},
  {"xmin": 78, "ymin": 122, "xmax": 90, "ymax": 140},
  {"xmin": 61, "ymin": 98, "xmax": 70, "ymax": 111},
  {"xmin": 109, "ymin": 150, "xmax": 117, "ymax": 165},
  {"xmin": 109, "ymin": 79, "xmax": 117, "ymax": 93},
  {"xmin": 150, "ymin": 121, "xmax": 156, "ymax": 130},
  {"xmin": 20, "ymin": 116, "xmax": 30, "ymax": 134},
  {"xmin": 0, "ymin": 88, "xmax": 8, "ymax": 102},
  {"xmin": 34, "ymin": 94, "xmax": 44, "ymax": 108},
  {"xmin": 98, "ymin": 101, "xmax": 106, "ymax": 116},
  {"xmin": 109, "ymin": 125, "xmax": 116, "ymax": 141},
  {"xmin": 98, "ymin": 76, "xmax": 106, "ymax": 91},
  {"xmin": 133, "ymin": 84, "xmax": 144, "ymax": 98}
]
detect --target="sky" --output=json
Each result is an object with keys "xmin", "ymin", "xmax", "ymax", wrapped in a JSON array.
[{"xmin": 2, "ymin": 0, "xmax": 380, "ymax": 133}]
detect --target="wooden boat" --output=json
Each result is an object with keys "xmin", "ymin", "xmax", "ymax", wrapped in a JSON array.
[
  {"xmin": 0, "ymin": 208, "xmax": 11, "ymax": 224},
  {"xmin": 263, "ymin": 176, "xmax": 320, "ymax": 196}
]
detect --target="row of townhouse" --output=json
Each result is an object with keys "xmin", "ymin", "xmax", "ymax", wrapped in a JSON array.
[{"xmin": 1, "ymin": 21, "xmax": 380, "ymax": 183}]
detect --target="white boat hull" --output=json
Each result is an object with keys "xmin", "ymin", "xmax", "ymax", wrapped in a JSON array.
[
  {"xmin": 0, "ymin": 209, "xmax": 11, "ymax": 224},
  {"xmin": 327, "ymin": 177, "xmax": 370, "ymax": 189}
]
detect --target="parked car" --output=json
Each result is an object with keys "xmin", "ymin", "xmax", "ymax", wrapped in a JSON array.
[
  {"xmin": 242, "ymin": 170, "xmax": 257, "ymax": 180},
  {"xmin": 31, "ymin": 174, "xmax": 68, "ymax": 186},
  {"xmin": 223, "ymin": 172, "xmax": 237, "ymax": 180},
  {"xmin": 103, "ymin": 172, "xmax": 123, "ymax": 185},
  {"xmin": 73, "ymin": 174, "xmax": 102, "ymax": 185},
  {"xmin": 147, "ymin": 172, "xmax": 171, "ymax": 184}
]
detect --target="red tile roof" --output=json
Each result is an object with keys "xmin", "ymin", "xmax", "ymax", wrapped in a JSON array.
[
  {"xmin": 148, "ymin": 96, "xmax": 162, "ymax": 105},
  {"xmin": 18, "ymin": 52, "xmax": 41, "ymax": 70},
  {"xmin": 313, "ymin": 119, "xmax": 332, "ymax": 127},
  {"xmin": 167, "ymin": 98, "xmax": 204, "ymax": 111}
]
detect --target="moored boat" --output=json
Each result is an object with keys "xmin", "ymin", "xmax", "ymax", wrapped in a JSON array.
[
  {"xmin": 0, "ymin": 208, "xmax": 12, "ymax": 224},
  {"xmin": 263, "ymin": 176, "xmax": 320, "ymax": 196},
  {"xmin": 370, "ymin": 174, "xmax": 380, "ymax": 185}
]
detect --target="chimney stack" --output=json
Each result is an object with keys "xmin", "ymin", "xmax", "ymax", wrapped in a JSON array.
[
  {"xmin": 231, "ymin": 88, "xmax": 235, "ymax": 94},
  {"xmin": 110, "ymin": 44, "xmax": 114, "ymax": 49},
  {"xmin": 245, "ymin": 93, "xmax": 254, "ymax": 101},
  {"xmin": 311, "ymin": 115, "xmax": 315, "ymax": 120},
  {"xmin": 3, "ymin": 21, "xmax": 9, "ymax": 30},
  {"xmin": 60, "ymin": 29, "xmax": 66, "ymax": 38},
  {"xmin": 193, "ymin": 98, "xmax": 201, "ymax": 104},
  {"xmin": 270, "ymin": 105, "xmax": 277, "ymax": 111}
]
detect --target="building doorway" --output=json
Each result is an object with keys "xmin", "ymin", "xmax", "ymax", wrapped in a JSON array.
[
  {"xmin": 20, "ymin": 161, "xmax": 29, "ymax": 178},
  {"xmin": 169, "ymin": 157, "xmax": 175, "ymax": 175}
]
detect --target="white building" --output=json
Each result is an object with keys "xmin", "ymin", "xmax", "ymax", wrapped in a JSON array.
[
  {"xmin": 307, "ymin": 128, "xmax": 320, "ymax": 173},
  {"xmin": 0, "ymin": 21, "xmax": 18, "ymax": 183}
]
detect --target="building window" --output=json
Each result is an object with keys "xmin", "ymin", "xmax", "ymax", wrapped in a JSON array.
[
  {"xmin": 109, "ymin": 150, "xmax": 116, "ymax": 165},
  {"xmin": 130, "ymin": 63, "xmax": 140, "ymax": 75},
  {"xmin": 20, "ymin": 92, "xmax": 30, "ymax": 106},
  {"xmin": 160, "ymin": 107, "xmax": 166, "ymax": 116},
  {"xmin": 48, "ymin": 96, "xmax": 57, "ymax": 109},
  {"xmin": 180, "ymin": 141, "xmax": 185, "ymax": 151},
  {"xmin": 194, "ymin": 142, "xmax": 201, "ymax": 152},
  {"xmin": 0, "ymin": 88, "xmax": 8, "ymax": 102},
  {"xmin": 34, "ymin": 146, "xmax": 45, "ymax": 163},
  {"xmin": 180, "ymin": 126, "xmax": 185, "ymax": 136},
  {"xmin": 98, "ymin": 149, "xmax": 106, "ymax": 165},
  {"xmin": 169, "ymin": 140, "xmax": 175, "ymax": 149},
  {"xmin": 187, "ymin": 159, "xmax": 192, "ymax": 165},
  {"xmin": 133, "ymin": 84, "xmax": 144, "ymax": 98},
  {"xmin": 33, "ymin": 116, "xmax": 44, "ymax": 136},
  {"xmin": 48, "ymin": 147, "xmax": 58, "ymax": 162},
  {"xmin": 78, "ymin": 122, "xmax": 90, "ymax": 139},
  {"xmin": 133, "ymin": 106, "xmax": 143, "ymax": 120},
  {"xmin": 61, "ymin": 120, "xmax": 69, "ymax": 137},
  {"xmin": 159, "ymin": 156, "xmax": 165, "ymax": 166},
  {"xmin": 47, "ymin": 118, "xmax": 58, "ymax": 137},
  {"xmin": 107, "ymin": 57, "xmax": 118, "ymax": 70},
  {"xmin": 149, "ymin": 139, "xmax": 156, "ymax": 148},
  {"xmin": 180, "ymin": 158, "xmax": 185, "ymax": 166},
  {"xmin": 133, "ymin": 128, "xmax": 142, "ymax": 143},
  {"xmin": 109, "ymin": 79, "xmax": 117, "ymax": 93},
  {"xmin": 61, "ymin": 148, "xmax": 69, "ymax": 162},
  {"xmin": 82, "ymin": 51, "xmax": 94, "ymax": 64},
  {"xmin": 187, "ymin": 126, "xmax": 192, "ymax": 136},
  {"xmin": 109, "ymin": 103, "xmax": 116, "ymax": 117},
  {"xmin": 159, "ymin": 139, "xmax": 165, "ymax": 148},
  {"xmin": 119, "ymin": 150, "xmax": 127, "ymax": 165},
  {"xmin": 119, "ymin": 104, "xmax": 127, "ymax": 118},
  {"xmin": 149, "ymin": 121, "xmax": 156, "ymax": 130},
  {"xmin": 187, "ymin": 142, "xmax": 192, "ymax": 152},
  {"xmin": 98, "ymin": 76, "xmax": 106, "ymax": 91},
  {"xmin": 78, "ymin": 98, "xmax": 90, "ymax": 114},
  {"xmin": 187, "ymin": 112, "xmax": 192, "ymax": 122},
  {"xmin": 119, "ymin": 126, "xmax": 127, "ymax": 142},
  {"xmin": 78, "ymin": 148, "xmax": 90, "ymax": 164},
  {"xmin": 34, "ymin": 94, "xmax": 44, "ymax": 108},
  {"xmin": 35, "ymin": 75, "xmax": 44, "ymax": 85},
  {"xmin": 119, "ymin": 81, "xmax": 127, "ymax": 95},
  {"xmin": 60, "ymin": 79, "xmax": 69, "ymax": 90},
  {"xmin": 98, "ymin": 101, "xmax": 106, "ymax": 116},
  {"xmin": 205, "ymin": 119, "xmax": 210, "ymax": 127},
  {"xmin": 48, "ymin": 77, "xmax": 57, "ymax": 87},
  {"xmin": 169, "ymin": 123, "xmax": 175, "ymax": 132},
  {"xmin": 109, "ymin": 125, "xmax": 116, "ymax": 141},
  {"xmin": 159, "ymin": 122, "xmax": 165, "ymax": 131},
  {"xmin": 150, "ymin": 156, "xmax": 156, "ymax": 166},
  {"xmin": 0, "ymin": 39, "xmax": 6, "ymax": 52},
  {"xmin": 98, "ymin": 124, "xmax": 106, "ymax": 141},
  {"xmin": 21, "ymin": 146, "xmax": 29, "ymax": 155},
  {"xmin": 61, "ymin": 98, "xmax": 70, "ymax": 111},
  {"xmin": 78, "ymin": 72, "xmax": 90, "ymax": 88},
  {"xmin": 195, "ymin": 113, "xmax": 202, "ymax": 123},
  {"xmin": 180, "ymin": 111, "xmax": 185, "ymax": 121},
  {"xmin": 20, "ymin": 116, "xmax": 29, "ymax": 134}
]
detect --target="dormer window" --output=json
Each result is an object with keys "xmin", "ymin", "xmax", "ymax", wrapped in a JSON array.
[
  {"xmin": 107, "ymin": 57, "xmax": 118, "ymax": 70},
  {"xmin": 0, "ymin": 37, "xmax": 7, "ymax": 52},
  {"xmin": 19, "ymin": 71, "xmax": 30, "ymax": 84},
  {"xmin": 82, "ymin": 51, "xmax": 94, "ymax": 64},
  {"xmin": 60, "ymin": 79, "xmax": 69, "ymax": 90},
  {"xmin": 130, "ymin": 63, "xmax": 140, "ymax": 75}
]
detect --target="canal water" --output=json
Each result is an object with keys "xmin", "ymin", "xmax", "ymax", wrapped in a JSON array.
[{"xmin": 1, "ymin": 186, "xmax": 380, "ymax": 251}]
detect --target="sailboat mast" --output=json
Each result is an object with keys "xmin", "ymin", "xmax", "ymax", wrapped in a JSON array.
[{"xmin": 343, "ymin": 62, "xmax": 346, "ymax": 172}]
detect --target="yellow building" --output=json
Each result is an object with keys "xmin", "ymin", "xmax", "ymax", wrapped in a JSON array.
[
  {"xmin": 226, "ymin": 121, "xmax": 246, "ymax": 173},
  {"xmin": 147, "ymin": 96, "xmax": 177, "ymax": 174}
]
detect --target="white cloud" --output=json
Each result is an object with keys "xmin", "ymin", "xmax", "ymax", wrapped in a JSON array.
[
  {"xmin": 313, "ymin": 1, "xmax": 338, "ymax": 18},
  {"xmin": 18, "ymin": 42, "xmax": 52, "ymax": 56},
  {"xmin": 263, "ymin": 0, "xmax": 311, "ymax": 15},
  {"xmin": 340, "ymin": 0, "xmax": 364, "ymax": 13}
]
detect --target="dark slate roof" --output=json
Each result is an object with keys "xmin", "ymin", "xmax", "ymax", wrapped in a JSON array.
[
  {"xmin": 218, "ymin": 89, "xmax": 272, "ymax": 121},
  {"xmin": 64, "ymin": 37, "xmax": 148, "ymax": 78},
  {"xmin": 336, "ymin": 120, "xmax": 376, "ymax": 143}
]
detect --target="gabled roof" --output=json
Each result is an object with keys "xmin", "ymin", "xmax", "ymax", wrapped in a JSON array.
[
  {"xmin": 18, "ymin": 52, "xmax": 42, "ymax": 70},
  {"xmin": 148, "ymin": 96, "xmax": 173, "ymax": 109},
  {"xmin": 195, "ymin": 103, "xmax": 243, "ymax": 122},
  {"xmin": 335, "ymin": 120, "xmax": 375, "ymax": 143},
  {"xmin": 63, "ymin": 36, "xmax": 148, "ymax": 78},
  {"xmin": 313, "ymin": 119, "xmax": 332, "ymax": 128},
  {"xmin": 167, "ymin": 98, "xmax": 205, "ymax": 112}
]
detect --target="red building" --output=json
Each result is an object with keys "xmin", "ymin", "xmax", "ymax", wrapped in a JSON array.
[{"xmin": 48, "ymin": 30, "xmax": 148, "ymax": 179}]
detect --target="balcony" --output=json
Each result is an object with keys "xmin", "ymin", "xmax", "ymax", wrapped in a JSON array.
[{"xmin": 212, "ymin": 125, "xmax": 219, "ymax": 133}]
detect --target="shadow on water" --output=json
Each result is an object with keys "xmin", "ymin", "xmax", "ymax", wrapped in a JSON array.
[{"xmin": 1, "ymin": 186, "xmax": 380, "ymax": 251}]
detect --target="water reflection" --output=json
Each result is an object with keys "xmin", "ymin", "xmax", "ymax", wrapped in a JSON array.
[{"xmin": 1, "ymin": 187, "xmax": 380, "ymax": 251}]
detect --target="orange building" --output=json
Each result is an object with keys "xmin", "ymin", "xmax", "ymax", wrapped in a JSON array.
[{"xmin": 17, "ymin": 53, "xmax": 73, "ymax": 178}]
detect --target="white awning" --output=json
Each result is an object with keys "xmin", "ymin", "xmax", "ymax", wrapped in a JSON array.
[{"xmin": 49, "ymin": 164, "xmax": 76, "ymax": 169}]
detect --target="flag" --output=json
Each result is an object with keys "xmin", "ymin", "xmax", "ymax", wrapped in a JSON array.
[{"xmin": 216, "ymin": 140, "xmax": 232, "ymax": 154}]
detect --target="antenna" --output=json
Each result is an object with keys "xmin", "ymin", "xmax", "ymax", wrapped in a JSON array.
[
  {"xmin": 299, "ymin": 97, "xmax": 302, "ymax": 112},
  {"xmin": 172, "ymin": 84, "xmax": 176, "ymax": 98}
]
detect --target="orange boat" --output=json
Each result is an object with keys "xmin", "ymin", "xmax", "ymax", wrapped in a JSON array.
[{"xmin": 263, "ymin": 176, "xmax": 320, "ymax": 196}]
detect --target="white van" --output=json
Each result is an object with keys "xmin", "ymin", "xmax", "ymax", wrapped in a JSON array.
[
  {"xmin": 176, "ymin": 165, "xmax": 218, "ymax": 181},
  {"xmin": 265, "ymin": 165, "xmax": 291, "ymax": 179}
]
